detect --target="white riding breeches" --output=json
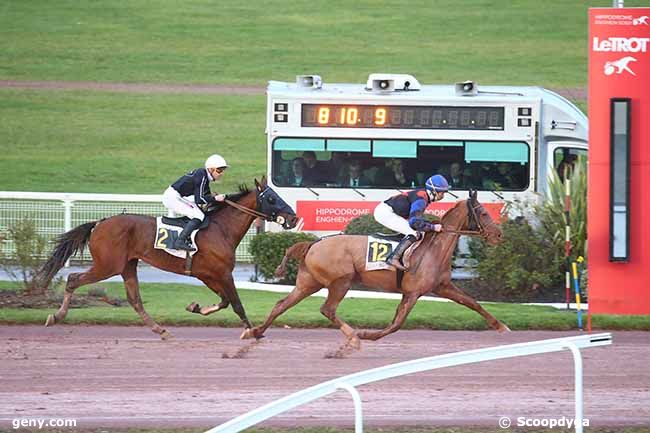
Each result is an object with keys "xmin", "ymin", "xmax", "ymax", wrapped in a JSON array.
[
  {"xmin": 162, "ymin": 186, "xmax": 205, "ymax": 221},
  {"xmin": 373, "ymin": 202, "xmax": 417, "ymax": 236}
]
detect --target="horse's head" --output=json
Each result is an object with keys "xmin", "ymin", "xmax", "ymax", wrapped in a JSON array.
[
  {"xmin": 254, "ymin": 176, "xmax": 298, "ymax": 229},
  {"xmin": 465, "ymin": 190, "xmax": 502, "ymax": 245}
]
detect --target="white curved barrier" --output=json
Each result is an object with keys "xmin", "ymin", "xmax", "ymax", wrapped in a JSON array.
[{"xmin": 205, "ymin": 333, "xmax": 612, "ymax": 433}]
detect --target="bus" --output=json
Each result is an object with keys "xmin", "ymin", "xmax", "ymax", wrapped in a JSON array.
[{"xmin": 266, "ymin": 73, "xmax": 587, "ymax": 233}]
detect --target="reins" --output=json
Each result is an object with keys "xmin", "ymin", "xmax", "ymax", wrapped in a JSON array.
[
  {"xmin": 439, "ymin": 201, "xmax": 488, "ymax": 238},
  {"xmin": 224, "ymin": 199, "xmax": 269, "ymax": 220}
]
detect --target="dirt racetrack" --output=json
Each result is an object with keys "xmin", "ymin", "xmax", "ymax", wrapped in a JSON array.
[{"xmin": 1, "ymin": 326, "xmax": 648, "ymax": 430}]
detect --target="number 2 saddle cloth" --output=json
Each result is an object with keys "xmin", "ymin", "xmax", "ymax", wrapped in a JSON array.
[
  {"xmin": 365, "ymin": 234, "xmax": 423, "ymax": 271},
  {"xmin": 153, "ymin": 216, "xmax": 208, "ymax": 258}
]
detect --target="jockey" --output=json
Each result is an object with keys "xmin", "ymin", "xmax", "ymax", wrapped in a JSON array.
[
  {"xmin": 162, "ymin": 154, "xmax": 229, "ymax": 251},
  {"xmin": 373, "ymin": 174, "xmax": 449, "ymax": 270}
]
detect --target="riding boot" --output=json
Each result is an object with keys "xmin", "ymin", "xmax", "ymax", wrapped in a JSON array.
[
  {"xmin": 386, "ymin": 234, "xmax": 417, "ymax": 271},
  {"xmin": 173, "ymin": 218, "xmax": 201, "ymax": 251}
]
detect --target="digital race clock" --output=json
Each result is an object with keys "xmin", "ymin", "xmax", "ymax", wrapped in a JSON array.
[{"xmin": 301, "ymin": 104, "xmax": 504, "ymax": 130}]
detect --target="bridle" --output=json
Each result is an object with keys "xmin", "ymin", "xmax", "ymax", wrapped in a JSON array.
[
  {"xmin": 440, "ymin": 199, "xmax": 491, "ymax": 239},
  {"xmin": 224, "ymin": 187, "xmax": 288, "ymax": 225}
]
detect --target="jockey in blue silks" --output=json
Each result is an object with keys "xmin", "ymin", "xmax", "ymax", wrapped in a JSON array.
[{"xmin": 373, "ymin": 174, "xmax": 450, "ymax": 270}]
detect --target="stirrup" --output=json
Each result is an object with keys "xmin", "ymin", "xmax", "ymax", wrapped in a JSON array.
[
  {"xmin": 387, "ymin": 256, "xmax": 408, "ymax": 271},
  {"xmin": 173, "ymin": 240, "xmax": 196, "ymax": 252}
]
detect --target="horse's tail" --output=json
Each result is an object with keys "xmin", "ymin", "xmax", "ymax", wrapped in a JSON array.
[
  {"xmin": 274, "ymin": 241, "xmax": 316, "ymax": 278},
  {"xmin": 36, "ymin": 221, "xmax": 98, "ymax": 287}
]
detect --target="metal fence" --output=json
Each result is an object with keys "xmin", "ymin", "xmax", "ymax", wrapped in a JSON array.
[
  {"xmin": 206, "ymin": 333, "xmax": 613, "ymax": 433},
  {"xmin": 0, "ymin": 191, "xmax": 256, "ymax": 263}
]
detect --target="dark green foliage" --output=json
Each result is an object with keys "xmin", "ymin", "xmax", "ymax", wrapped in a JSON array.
[
  {"xmin": 0, "ymin": 219, "xmax": 51, "ymax": 295},
  {"xmin": 536, "ymin": 156, "xmax": 588, "ymax": 288},
  {"xmin": 344, "ymin": 214, "xmax": 391, "ymax": 235},
  {"xmin": 468, "ymin": 158, "xmax": 587, "ymax": 301},
  {"xmin": 468, "ymin": 218, "xmax": 560, "ymax": 302},
  {"xmin": 249, "ymin": 231, "xmax": 318, "ymax": 284}
]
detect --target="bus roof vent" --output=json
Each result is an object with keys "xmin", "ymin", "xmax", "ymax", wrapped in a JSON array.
[
  {"xmin": 296, "ymin": 75, "xmax": 322, "ymax": 89},
  {"xmin": 366, "ymin": 73, "xmax": 421, "ymax": 92}
]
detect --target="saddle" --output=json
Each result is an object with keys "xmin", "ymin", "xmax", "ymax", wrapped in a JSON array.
[
  {"xmin": 161, "ymin": 216, "xmax": 210, "ymax": 231},
  {"xmin": 364, "ymin": 234, "xmax": 423, "ymax": 272},
  {"xmin": 370, "ymin": 232, "xmax": 403, "ymax": 242},
  {"xmin": 154, "ymin": 217, "xmax": 212, "ymax": 275}
]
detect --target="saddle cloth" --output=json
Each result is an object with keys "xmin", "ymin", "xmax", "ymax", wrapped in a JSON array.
[
  {"xmin": 364, "ymin": 235, "xmax": 422, "ymax": 271},
  {"xmin": 154, "ymin": 217, "xmax": 200, "ymax": 258}
]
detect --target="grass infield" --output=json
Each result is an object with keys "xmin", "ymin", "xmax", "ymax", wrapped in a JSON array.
[{"xmin": 1, "ymin": 281, "xmax": 649, "ymax": 330}]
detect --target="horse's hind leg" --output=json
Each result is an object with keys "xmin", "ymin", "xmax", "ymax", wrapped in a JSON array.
[
  {"xmin": 242, "ymin": 271, "xmax": 322, "ymax": 340},
  {"xmin": 436, "ymin": 280, "xmax": 510, "ymax": 332},
  {"xmin": 122, "ymin": 259, "xmax": 171, "ymax": 339},
  {"xmin": 46, "ymin": 266, "xmax": 118, "ymax": 326},
  {"xmin": 357, "ymin": 294, "xmax": 418, "ymax": 341},
  {"xmin": 319, "ymin": 277, "xmax": 360, "ymax": 348}
]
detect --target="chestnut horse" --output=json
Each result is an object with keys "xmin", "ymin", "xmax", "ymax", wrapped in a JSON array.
[
  {"xmin": 37, "ymin": 177, "xmax": 297, "ymax": 339},
  {"xmin": 242, "ymin": 191, "xmax": 509, "ymax": 347}
]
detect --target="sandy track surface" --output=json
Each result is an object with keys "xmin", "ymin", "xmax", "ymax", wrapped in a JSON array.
[{"xmin": 0, "ymin": 326, "xmax": 647, "ymax": 430}]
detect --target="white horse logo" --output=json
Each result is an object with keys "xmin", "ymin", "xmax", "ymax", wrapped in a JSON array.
[
  {"xmin": 604, "ymin": 56, "xmax": 637, "ymax": 76},
  {"xmin": 632, "ymin": 16, "xmax": 648, "ymax": 26}
]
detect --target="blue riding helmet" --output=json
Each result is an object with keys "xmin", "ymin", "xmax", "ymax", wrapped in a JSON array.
[{"xmin": 425, "ymin": 174, "xmax": 450, "ymax": 193}]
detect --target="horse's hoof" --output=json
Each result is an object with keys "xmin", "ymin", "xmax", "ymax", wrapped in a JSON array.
[
  {"xmin": 160, "ymin": 330, "xmax": 173, "ymax": 340},
  {"xmin": 45, "ymin": 314, "xmax": 55, "ymax": 327},
  {"xmin": 186, "ymin": 302, "xmax": 200, "ymax": 314},
  {"xmin": 240, "ymin": 328, "xmax": 253, "ymax": 340},
  {"xmin": 348, "ymin": 336, "xmax": 361, "ymax": 350},
  {"xmin": 497, "ymin": 323, "xmax": 511, "ymax": 333}
]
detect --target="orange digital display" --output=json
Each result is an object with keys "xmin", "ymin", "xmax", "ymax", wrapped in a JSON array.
[{"xmin": 302, "ymin": 104, "xmax": 504, "ymax": 130}]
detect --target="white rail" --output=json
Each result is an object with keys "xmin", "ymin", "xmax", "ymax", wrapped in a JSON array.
[
  {"xmin": 0, "ymin": 191, "xmax": 256, "ymax": 262},
  {"xmin": 205, "ymin": 333, "xmax": 612, "ymax": 433}
]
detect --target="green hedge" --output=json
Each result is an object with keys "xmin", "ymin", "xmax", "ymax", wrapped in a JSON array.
[{"xmin": 249, "ymin": 231, "xmax": 318, "ymax": 284}]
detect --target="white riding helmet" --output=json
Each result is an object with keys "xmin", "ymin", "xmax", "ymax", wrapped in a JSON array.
[{"xmin": 205, "ymin": 154, "xmax": 229, "ymax": 170}]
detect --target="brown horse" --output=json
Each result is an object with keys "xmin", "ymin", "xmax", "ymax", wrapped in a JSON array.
[
  {"xmin": 242, "ymin": 191, "xmax": 509, "ymax": 347},
  {"xmin": 37, "ymin": 177, "xmax": 297, "ymax": 339}
]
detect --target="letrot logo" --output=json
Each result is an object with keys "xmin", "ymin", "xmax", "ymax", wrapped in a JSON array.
[
  {"xmin": 592, "ymin": 37, "xmax": 650, "ymax": 52},
  {"xmin": 604, "ymin": 56, "xmax": 638, "ymax": 76},
  {"xmin": 633, "ymin": 16, "xmax": 649, "ymax": 26}
]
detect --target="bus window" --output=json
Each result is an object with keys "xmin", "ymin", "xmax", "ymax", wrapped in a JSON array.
[
  {"xmin": 271, "ymin": 137, "xmax": 530, "ymax": 191},
  {"xmin": 554, "ymin": 147, "xmax": 586, "ymax": 181}
]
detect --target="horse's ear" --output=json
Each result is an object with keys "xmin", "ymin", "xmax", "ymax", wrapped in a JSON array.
[
  {"xmin": 261, "ymin": 175, "xmax": 268, "ymax": 187},
  {"xmin": 254, "ymin": 178, "xmax": 262, "ymax": 191}
]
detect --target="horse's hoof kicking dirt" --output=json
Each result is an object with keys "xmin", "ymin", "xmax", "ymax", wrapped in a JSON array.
[{"xmin": 44, "ymin": 314, "xmax": 55, "ymax": 327}]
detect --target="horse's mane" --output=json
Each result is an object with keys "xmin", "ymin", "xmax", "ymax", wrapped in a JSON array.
[
  {"xmin": 440, "ymin": 200, "xmax": 467, "ymax": 224},
  {"xmin": 205, "ymin": 184, "xmax": 252, "ymax": 215},
  {"xmin": 421, "ymin": 199, "xmax": 467, "ymax": 245}
]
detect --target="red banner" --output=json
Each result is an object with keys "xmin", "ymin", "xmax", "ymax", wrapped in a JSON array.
[
  {"xmin": 297, "ymin": 200, "xmax": 504, "ymax": 231},
  {"xmin": 588, "ymin": 8, "xmax": 650, "ymax": 314}
]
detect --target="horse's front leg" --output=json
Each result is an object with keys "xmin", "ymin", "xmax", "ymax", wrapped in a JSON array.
[
  {"xmin": 435, "ymin": 280, "xmax": 510, "ymax": 333},
  {"xmin": 357, "ymin": 294, "xmax": 419, "ymax": 341}
]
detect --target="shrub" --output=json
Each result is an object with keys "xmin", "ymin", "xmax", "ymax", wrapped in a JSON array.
[
  {"xmin": 536, "ymin": 156, "xmax": 587, "ymax": 284},
  {"xmin": 344, "ymin": 214, "xmax": 390, "ymax": 235},
  {"xmin": 467, "ymin": 157, "xmax": 587, "ymax": 302},
  {"xmin": 468, "ymin": 217, "xmax": 560, "ymax": 302},
  {"xmin": 249, "ymin": 231, "xmax": 318, "ymax": 284},
  {"xmin": 0, "ymin": 218, "xmax": 51, "ymax": 295}
]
